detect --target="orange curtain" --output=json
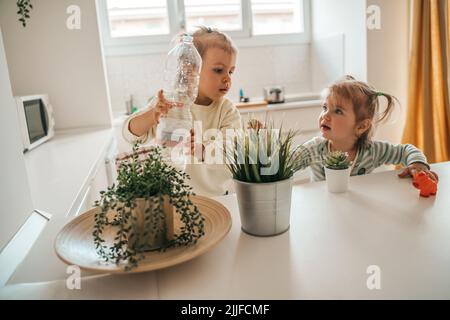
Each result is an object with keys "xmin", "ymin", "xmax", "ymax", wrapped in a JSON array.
[{"xmin": 402, "ymin": 0, "xmax": 450, "ymax": 163}]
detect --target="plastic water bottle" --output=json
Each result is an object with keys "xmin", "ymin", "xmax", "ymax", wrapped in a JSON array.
[{"xmin": 156, "ymin": 35, "xmax": 202, "ymax": 168}]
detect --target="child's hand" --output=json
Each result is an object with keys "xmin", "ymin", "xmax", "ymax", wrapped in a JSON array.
[
  {"xmin": 185, "ymin": 129, "xmax": 205, "ymax": 161},
  {"xmin": 398, "ymin": 162, "xmax": 439, "ymax": 182},
  {"xmin": 152, "ymin": 90, "xmax": 181, "ymax": 124},
  {"xmin": 247, "ymin": 119, "xmax": 265, "ymax": 129}
]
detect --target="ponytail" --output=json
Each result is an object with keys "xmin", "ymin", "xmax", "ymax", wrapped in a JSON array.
[
  {"xmin": 328, "ymin": 76, "xmax": 399, "ymax": 149},
  {"xmin": 374, "ymin": 92, "xmax": 399, "ymax": 123}
]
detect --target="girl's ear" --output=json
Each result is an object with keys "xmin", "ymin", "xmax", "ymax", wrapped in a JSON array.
[{"xmin": 356, "ymin": 119, "xmax": 371, "ymax": 136}]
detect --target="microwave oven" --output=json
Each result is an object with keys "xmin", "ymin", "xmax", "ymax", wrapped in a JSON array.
[{"xmin": 15, "ymin": 94, "xmax": 55, "ymax": 153}]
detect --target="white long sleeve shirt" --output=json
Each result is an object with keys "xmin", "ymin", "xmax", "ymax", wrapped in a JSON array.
[{"xmin": 123, "ymin": 97, "xmax": 242, "ymax": 197}]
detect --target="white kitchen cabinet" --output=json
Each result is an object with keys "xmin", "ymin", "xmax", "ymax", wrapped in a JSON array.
[
  {"xmin": 69, "ymin": 134, "xmax": 118, "ymax": 217},
  {"xmin": 0, "ymin": 28, "xmax": 40, "ymax": 286},
  {"xmin": 0, "ymin": 28, "xmax": 35, "ymax": 252},
  {"xmin": 72, "ymin": 163, "xmax": 109, "ymax": 218},
  {"xmin": 6, "ymin": 128, "xmax": 117, "ymax": 285},
  {"xmin": 74, "ymin": 139, "xmax": 118, "ymax": 217}
]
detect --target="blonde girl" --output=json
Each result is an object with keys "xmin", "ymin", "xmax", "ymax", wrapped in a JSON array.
[
  {"xmin": 123, "ymin": 27, "xmax": 241, "ymax": 196},
  {"xmin": 302, "ymin": 76, "xmax": 438, "ymax": 182}
]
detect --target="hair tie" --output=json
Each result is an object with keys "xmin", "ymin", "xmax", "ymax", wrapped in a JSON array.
[
  {"xmin": 376, "ymin": 92, "xmax": 384, "ymax": 97},
  {"xmin": 206, "ymin": 27, "xmax": 212, "ymax": 33}
]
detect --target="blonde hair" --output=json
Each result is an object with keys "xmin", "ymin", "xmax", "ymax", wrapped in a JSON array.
[
  {"xmin": 177, "ymin": 26, "xmax": 237, "ymax": 58},
  {"xmin": 325, "ymin": 75, "xmax": 398, "ymax": 149}
]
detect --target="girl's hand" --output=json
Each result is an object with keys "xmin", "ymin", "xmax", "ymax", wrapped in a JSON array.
[
  {"xmin": 398, "ymin": 162, "xmax": 439, "ymax": 183},
  {"xmin": 247, "ymin": 119, "xmax": 265, "ymax": 129}
]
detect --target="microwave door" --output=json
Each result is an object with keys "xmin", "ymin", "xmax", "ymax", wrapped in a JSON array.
[{"xmin": 24, "ymin": 99, "xmax": 47, "ymax": 145}]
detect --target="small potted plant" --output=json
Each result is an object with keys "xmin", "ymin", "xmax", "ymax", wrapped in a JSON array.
[
  {"xmin": 226, "ymin": 121, "xmax": 311, "ymax": 236},
  {"xmin": 323, "ymin": 150, "xmax": 352, "ymax": 193},
  {"xmin": 93, "ymin": 143, "xmax": 205, "ymax": 270}
]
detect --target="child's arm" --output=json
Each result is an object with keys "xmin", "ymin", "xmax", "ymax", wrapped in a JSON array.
[
  {"xmin": 122, "ymin": 90, "xmax": 173, "ymax": 143},
  {"xmin": 372, "ymin": 141, "xmax": 438, "ymax": 182},
  {"xmin": 398, "ymin": 162, "xmax": 439, "ymax": 182},
  {"xmin": 296, "ymin": 137, "xmax": 324, "ymax": 171}
]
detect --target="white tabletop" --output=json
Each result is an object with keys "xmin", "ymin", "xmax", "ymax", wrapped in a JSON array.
[
  {"xmin": 1, "ymin": 162, "xmax": 449, "ymax": 299},
  {"xmin": 156, "ymin": 162, "xmax": 450, "ymax": 299}
]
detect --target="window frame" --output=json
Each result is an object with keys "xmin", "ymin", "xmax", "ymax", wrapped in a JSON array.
[{"xmin": 97, "ymin": 0, "xmax": 311, "ymax": 56}]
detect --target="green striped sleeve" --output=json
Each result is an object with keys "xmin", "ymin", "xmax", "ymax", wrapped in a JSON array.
[
  {"xmin": 302, "ymin": 137, "xmax": 326, "ymax": 165},
  {"xmin": 372, "ymin": 141, "xmax": 428, "ymax": 168}
]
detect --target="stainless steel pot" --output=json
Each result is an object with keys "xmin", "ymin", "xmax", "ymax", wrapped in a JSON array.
[
  {"xmin": 234, "ymin": 177, "xmax": 293, "ymax": 236},
  {"xmin": 263, "ymin": 86, "xmax": 285, "ymax": 104}
]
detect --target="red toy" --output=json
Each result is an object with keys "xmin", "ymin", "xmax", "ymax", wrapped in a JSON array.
[{"xmin": 412, "ymin": 172, "xmax": 438, "ymax": 197}]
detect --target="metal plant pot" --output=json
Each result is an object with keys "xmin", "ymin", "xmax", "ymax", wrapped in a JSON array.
[{"xmin": 234, "ymin": 177, "xmax": 293, "ymax": 237}]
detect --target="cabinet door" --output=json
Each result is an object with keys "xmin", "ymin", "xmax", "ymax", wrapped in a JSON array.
[
  {"xmin": 70, "ymin": 138, "xmax": 117, "ymax": 217},
  {"xmin": 73, "ymin": 157, "xmax": 110, "ymax": 216},
  {"xmin": 88, "ymin": 160, "xmax": 110, "ymax": 208},
  {"xmin": 0, "ymin": 28, "xmax": 34, "ymax": 251}
]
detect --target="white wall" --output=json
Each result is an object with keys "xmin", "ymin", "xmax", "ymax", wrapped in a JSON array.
[
  {"xmin": 311, "ymin": 0, "xmax": 409, "ymax": 145},
  {"xmin": 367, "ymin": 0, "xmax": 409, "ymax": 144},
  {"xmin": 0, "ymin": 0, "xmax": 112, "ymax": 130},
  {"xmin": 311, "ymin": 0, "xmax": 368, "ymax": 91},
  {"xmin": 105, "ymin": 43, "xmax": 312, "ymax": 113},
  {"xmin": 0, "ymin": 28, "xmax": 34, "ymax": 251}
]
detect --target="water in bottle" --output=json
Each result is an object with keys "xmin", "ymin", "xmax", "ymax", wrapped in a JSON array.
[{"xmin": 156, "ymin": 35, "xmax": 202, "ymax": 169}]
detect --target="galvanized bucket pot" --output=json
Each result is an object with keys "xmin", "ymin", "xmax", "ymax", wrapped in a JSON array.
[{"xmin": 234, "ymin": 177, "xmax": 293, "ymax": 237}]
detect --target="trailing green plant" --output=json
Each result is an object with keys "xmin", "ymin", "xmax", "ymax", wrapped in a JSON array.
[
  {"xmin": 17, "ymin": 0, "xmax": 33, "ymax": 27},
  {"xmin": 323, "ymin": 150, "xmax": 351, "ymax": 170},
  {"xmin": 226, "ymin": 121, "xmax": 312, "ymax": 183},
  {"xmin": 93, "ymin": 143, "xmax": 205, "ymax": 271}
]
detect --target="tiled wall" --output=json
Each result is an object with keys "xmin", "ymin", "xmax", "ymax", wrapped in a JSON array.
[{"xmin": 105, "ymin": 43, "xmax": 312, "ymax": 113}]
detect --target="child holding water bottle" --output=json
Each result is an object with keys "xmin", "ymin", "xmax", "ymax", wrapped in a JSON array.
[{"xmin": 123, "ymin": 26, "xmax": 241, "ymax": 197}]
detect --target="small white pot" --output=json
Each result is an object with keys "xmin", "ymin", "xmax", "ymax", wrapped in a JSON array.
[{"xmin": 324, "ymin": 167, "xmax": 351, "ymax": 193}]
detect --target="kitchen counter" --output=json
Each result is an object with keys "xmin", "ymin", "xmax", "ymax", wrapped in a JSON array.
[
  {"xmin": 23, "ymin": 127, "xmax": 115, "ymax": 217},
  {"xmin": 3, "ymin": 127, "xmax": 115, "ymax": 285},
  {"xmin": 1, "ymin": 162, "xmax": 449, "ymax": 299},
  {"xmin": 237, "ymin": 99, "xmax": 322, "ymax": 113}
]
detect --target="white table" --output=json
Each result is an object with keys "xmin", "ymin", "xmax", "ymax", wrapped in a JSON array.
[
  {"xmin": 156, "ymin": 162, "xmax": 450, "ymax": 299},
  {"xmin": 1, "ymin": 162, "xmax": 449, "ymax": 299}
]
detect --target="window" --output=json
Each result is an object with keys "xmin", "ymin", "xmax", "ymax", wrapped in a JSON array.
[
  {"xmin": 98, "ymin": 0, "xmax": 310, "ymax": 55},
  {"xmin": 184, "ymin": 0, "xmax": 243, "ymax": 33},
  {"xmin": 106, "ymin": 0, "xmax": 170, "ymax": 37},
  {"xmin": 251, "ymin": 0, "xmax": 304, "ymax": 35}
]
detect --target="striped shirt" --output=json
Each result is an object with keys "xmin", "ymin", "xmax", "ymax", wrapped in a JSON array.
[{"xmin": 299, "ymin": 137, "xmax": 429, "ymax": 181}]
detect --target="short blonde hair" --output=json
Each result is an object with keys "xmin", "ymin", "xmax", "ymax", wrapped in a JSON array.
[{"xmin": 176, "ymin": 26, "xmax": 237, "ymax": 58}]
